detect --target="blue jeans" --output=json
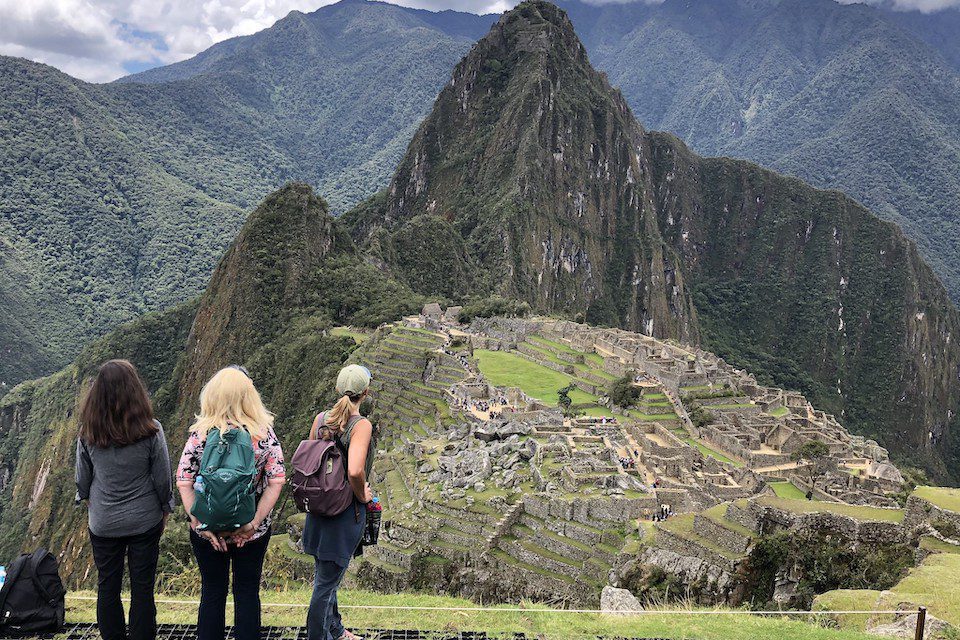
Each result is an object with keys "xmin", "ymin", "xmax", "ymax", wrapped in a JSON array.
[{"xmin": 307, "ymin": 558, "xmax": 349, "ymax": 640}]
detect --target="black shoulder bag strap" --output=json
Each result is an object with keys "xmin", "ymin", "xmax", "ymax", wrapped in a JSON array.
[
  {"xmin": 0, "ymin": 554, "xmax": 29, "ymax": 618},
  {"xmin": 29, "ymin": 549, "xmax": 63, "ymax": 603}
]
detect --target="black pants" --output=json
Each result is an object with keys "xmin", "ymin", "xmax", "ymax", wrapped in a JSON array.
[
  {"xmin": 88, "ymin": 521, "xmax": 163, "ymax": 640},
  {"xmin": 190, "ymin": 528, "xmax": 271, "ymax": 640}
]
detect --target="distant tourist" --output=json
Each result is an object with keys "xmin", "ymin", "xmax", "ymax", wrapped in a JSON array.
[
  {"xmin": 176, "ymin": 366, "xmax": 285, "ymax": 640},
  {"xmin": 302, "ymin": 365, "xmax": 377, "ymax": 640},
  {"xmin": 75, "ymin": 359, "xmax": 174, "ymax": 640}
]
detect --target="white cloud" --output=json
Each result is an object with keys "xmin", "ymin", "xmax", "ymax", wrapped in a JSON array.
[{"xmin": 0, "ymin": 0, "xmax": 344, "ymax": 82}]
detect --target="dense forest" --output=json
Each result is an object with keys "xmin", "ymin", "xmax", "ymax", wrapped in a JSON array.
[{"xmin": 0, "ymin": 2, "xmax": 492, "ymax": 387}]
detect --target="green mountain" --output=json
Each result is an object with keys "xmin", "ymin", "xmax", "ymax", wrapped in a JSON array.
[
  {"xmin": 0, "ymin": 1, "xmax": 958, "ymax": 592},
  {"xmin": 558, "ymin": 0, "xmax": 960, "ymax": 305},
  {"xmin": 0, "ymin": 1, "xmax": 492, "ymax": 389},
  {"xmin": 347, "ymin": 1, "xmax": 960, "ymax": 479},
  {"xmin": 343, "ymin": 1, "xmax": 699, "ymax": 340}
]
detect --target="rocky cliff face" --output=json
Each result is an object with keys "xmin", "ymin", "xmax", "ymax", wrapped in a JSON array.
[
  {"xmin": 347, "ymin": 0, "xmax": 960, "ymax": 479},
  {"xmin": 346, "ymin": 1, "xmax": 699, "ymax": 341},
  {"xmin": 645, "ymin": 133, "xmax": 960, "ymax": 477}
]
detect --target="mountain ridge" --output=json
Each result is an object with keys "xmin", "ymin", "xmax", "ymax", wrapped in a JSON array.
[
  {"xmin": 3, "ymin": 0, "xmax": 960, "ymax": 456},
  {"xmin": 0, "ymin": 1, "xmax": 491, "ymax": 388},
  {"xmin": 346, "ymin": 1, "xmax": 700, "ymax": 340}
]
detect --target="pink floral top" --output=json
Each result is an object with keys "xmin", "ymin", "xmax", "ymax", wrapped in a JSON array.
[{"xmin": 177, "ymin": 425, "xmax": 285, "ymax": 542}]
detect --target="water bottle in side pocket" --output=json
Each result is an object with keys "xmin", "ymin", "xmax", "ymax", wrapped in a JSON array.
[{"xmin": 362, "ymin": 497, "xmax": 382, "ymax": 546}]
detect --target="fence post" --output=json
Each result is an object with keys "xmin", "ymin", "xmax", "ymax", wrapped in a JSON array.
[{"xmin": 914, "ymin": 606, "xmax": 927, "ymax": 640}]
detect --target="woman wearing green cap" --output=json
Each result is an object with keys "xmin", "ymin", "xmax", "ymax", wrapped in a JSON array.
[{"xmin": 302, "ymin": 364, "xmax": 375, "ymax": 640}]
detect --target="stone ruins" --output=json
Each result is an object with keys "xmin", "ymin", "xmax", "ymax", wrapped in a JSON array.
[{"xmin": 298, "ymin": 308, "xmax": 911, "ymax": 605}]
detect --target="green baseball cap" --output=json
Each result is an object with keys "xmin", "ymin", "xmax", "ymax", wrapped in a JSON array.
[{"xmin": 336, "ymin": 364, "xmax": 371, "ymax": 396}]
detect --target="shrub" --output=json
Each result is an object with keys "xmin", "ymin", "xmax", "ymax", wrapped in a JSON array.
[
  {"xmin": 609, "ymin": 376, "xmax": 641, "ymax": 408},
  {"xmin": 458, "ymin": 296, "xmax": 531, "ymax": 323}
]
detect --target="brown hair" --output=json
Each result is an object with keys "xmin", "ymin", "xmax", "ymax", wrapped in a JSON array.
[
  {"xmin": 317, "ymin": 392, "xmax": 365, "ymax": 440},
  {"xmin": 79, "ymin": 359, "xmax": 158, "ymax": 448}
]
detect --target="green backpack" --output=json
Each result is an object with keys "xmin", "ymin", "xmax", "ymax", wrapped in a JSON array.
[{"xmin": 191, "ymin": 426, "xmax": 257, "ymax": 533}]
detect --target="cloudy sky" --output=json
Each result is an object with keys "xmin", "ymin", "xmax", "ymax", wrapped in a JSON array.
[{"xmin": 1, "ymin": 0, "xmax": 958, "ymax": 83}]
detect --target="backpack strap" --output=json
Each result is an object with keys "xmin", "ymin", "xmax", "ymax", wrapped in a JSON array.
[
  {"xmin": 28, "ymin": 550, "xmax": 62, "ymax": 604},
  {"xmin": 0, "ymin": 554, "xmax": 29, "ymax": 617},
  {"xmin": 309, "ymin": 413, "xmax": 326, "ymax": 441}
]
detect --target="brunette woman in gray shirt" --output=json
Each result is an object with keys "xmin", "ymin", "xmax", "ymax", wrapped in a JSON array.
[{"xmin": 75, "ymin": 359, "xmax": 174, "ymax": 640}]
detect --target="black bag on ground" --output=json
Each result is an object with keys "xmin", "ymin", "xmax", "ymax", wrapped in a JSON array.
[{"xmin": 0, "ymin": 549, "xmax": 66, "ymax": 633}]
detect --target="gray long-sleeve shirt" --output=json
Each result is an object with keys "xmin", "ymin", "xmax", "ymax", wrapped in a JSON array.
[{"xmin": 75, "ymin": 421, "xmax": 175, "ymax": 538}]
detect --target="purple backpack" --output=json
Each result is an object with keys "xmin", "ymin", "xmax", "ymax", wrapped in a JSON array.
[{"xmin": 290, "ymin": 413, "xmax": 357, "ymax": 516}]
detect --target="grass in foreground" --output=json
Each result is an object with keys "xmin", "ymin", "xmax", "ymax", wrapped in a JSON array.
[
  {"xmin": 474, "ymin": 349, "xmax": 595, "ymax": 405},
  {"xmin": 63, "ymin": 589, "xmax": 882, "ymax": 640}
]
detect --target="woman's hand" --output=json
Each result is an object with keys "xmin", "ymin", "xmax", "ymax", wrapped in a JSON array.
[
  {"xmin": 199, "ymin": 530, "xmax": 228, "ymax": 552},
  {"xmin": 362, "ymin": 482, "xmax": 373, "ymax": 504},
  {"xmin": 230, "ymin": 522, "xmax": 257, "ymax": 548}
]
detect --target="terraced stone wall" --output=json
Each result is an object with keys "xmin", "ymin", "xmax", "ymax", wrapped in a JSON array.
[
  {"xmin": 746, "ymin": 502, "xmax": 906, "ymax": 545},
  {"xmin": 904, "ymin": 493, "xmax": 960, "ymax": 537}
]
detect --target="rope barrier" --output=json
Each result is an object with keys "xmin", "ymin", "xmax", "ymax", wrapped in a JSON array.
[{"xmin": 63, "ymin": 595, "xmax": 905, "ymax": 616}]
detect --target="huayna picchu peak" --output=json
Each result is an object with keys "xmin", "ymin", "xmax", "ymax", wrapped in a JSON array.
[
  {"xmin": 348, "ymin": 0, "xmax": 960, "ymax": 480},
  {"xmin": 346, "ymin": 0, "xmax": 700, "ymax": 343}
]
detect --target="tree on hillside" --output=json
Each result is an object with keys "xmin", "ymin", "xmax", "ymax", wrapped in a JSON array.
[
  {"xmin": 791, "ymin": 440, "xmax": 830, "ymax": 487},
  {"xmin": 609, "ymin": 376, "xmax": 640, "ymax": 408},
  {"xmin": 557, "ymin": 383, "xmax": 577, "ymax": 416},
  {"xmin": 688, "ymin": 402, "xmax": 715, "ymax": 430}
]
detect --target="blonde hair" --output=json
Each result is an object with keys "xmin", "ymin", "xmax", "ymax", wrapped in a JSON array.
[
  {"xmin": 321, "ymin": 392, "xmax": 364, "ymax": 438},
  {"xmin": 190, "ymin": 367, "xmax": 274, "ymax": 440}
]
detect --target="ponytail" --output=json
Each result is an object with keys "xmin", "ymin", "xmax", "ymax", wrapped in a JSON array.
[{"xmin": 320, "ymin": 392, "xmax": 363, "ymax": 439}]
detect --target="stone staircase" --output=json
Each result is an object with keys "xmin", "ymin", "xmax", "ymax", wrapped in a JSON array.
[{"xmin": 484, "ymin": 501, "xmax": 524, "ymax": 550}]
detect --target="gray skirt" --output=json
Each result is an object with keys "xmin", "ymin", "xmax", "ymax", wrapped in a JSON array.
[{"xmin": 301, "ymin": 501, "xmax": 366, "ymax": 568}]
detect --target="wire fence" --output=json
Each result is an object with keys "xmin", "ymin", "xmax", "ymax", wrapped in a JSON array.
[{"xmin": 60, "ymin": 594, "xmax": 930, "ymax": 640}]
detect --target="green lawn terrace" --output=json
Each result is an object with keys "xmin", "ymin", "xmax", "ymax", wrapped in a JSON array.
[
  {"xmin": 904, "ymin": 486, "xmax": 960, "ymax": 552},
  {"xmin": 329, "ymin": 325, "xmax": 372, "ymax": 344},
  {"xmin": 644, "ymin": 493, "xmax": 902, "ymax": 600},
  {"xmin": 641, "ymin": 493, "xmax": 913, "ymax": 606},
  {"xmin": 814, "ymin": 553, "xmax": 960, "ymax": 635}
]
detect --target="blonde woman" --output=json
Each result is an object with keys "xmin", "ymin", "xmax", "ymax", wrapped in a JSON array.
[
  {"xmin": 303, "ymin": 364, "xmax": 376, "ymax": 640},
  {"xmin": 176, "ymin": 366, "xmax": 285, "ymax": 640}
]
